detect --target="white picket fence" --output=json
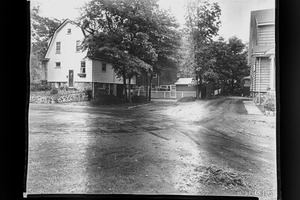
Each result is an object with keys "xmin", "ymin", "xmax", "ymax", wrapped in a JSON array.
[{"xmin": 149, "ymin": 91, "xmax": 196, "ymax": 99}]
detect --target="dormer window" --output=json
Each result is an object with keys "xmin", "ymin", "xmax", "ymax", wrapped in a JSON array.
[{"xmin": 67, "ymin": 28, "xmax": 71, "ymax": 34}]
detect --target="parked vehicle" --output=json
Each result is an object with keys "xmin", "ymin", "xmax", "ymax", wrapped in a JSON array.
[{"xmin": 159, "ymin": 85, "xmax": 171, "ymax": 91}]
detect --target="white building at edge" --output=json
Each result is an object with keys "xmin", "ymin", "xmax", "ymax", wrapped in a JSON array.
[{"xmin": 40, "ymin": 19, "xmax": 136, "ymax": 97}]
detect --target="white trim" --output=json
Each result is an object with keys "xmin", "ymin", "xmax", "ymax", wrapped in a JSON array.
[{"xmin": 257, "ymin": 22, "xmax": 275, "ymax": 26}]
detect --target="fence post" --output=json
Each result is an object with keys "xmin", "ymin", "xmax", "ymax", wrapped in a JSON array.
[{"xmin": 164, "ymin": 92, "xmax": 165, "ymax": 99}]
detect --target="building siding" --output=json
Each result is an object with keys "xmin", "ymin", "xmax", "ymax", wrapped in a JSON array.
[
  {"xmin": 248, "ymin": 9, "xmax": 275, "ymax": 98},
  {"xmin": 176, "ymin": 85, "xmax": 196, "ymax": 91},
  {"xmin": 92, "ymin": 60, "xmax": 136, "ymax": 84},
  {"xmin": 251, "ymin": 57, "xmax": 271, "ymax": 93},
  {"xmin": 257, "ymin": 25, "xmax": 275, "ymax": 46},
  {"xmin": 45, "ymin": 21, "xmax": 92, "ymax": 84}
]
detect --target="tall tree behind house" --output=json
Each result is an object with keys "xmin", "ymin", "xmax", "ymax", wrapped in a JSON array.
[
  {"xmin": 30, "ymin": 6, "xmax": 61, "ymax": 82},
  {"xmin": 183, "ymin": 0, "xmax": 221, "ymax": 98}
]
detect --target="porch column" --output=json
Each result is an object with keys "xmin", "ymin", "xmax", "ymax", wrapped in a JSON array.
[{"xmin": 269, "ymin": 55, "xmax": 275, "ymax": 91}]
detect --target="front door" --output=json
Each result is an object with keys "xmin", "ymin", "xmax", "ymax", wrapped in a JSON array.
[{"xmin": 69, "ymin": 70, "xmax": 74, "ymax": 87}]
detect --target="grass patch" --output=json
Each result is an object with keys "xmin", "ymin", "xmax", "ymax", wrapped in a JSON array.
[
  {"xmin": 90, "ymin": 95, "xmax": 127, "ymax": 106},
  {"xmin": 131, "ymin": 95, "xmax": 149, "ymax": 103}
]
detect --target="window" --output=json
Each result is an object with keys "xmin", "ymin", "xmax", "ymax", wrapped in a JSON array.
[
  {"xmin": 76, "ymin": 40, "xmax": 81, "ymax": 52},
  {"xmin": 102, "ymin": 63, "xmax": 106, "ymax": 72},
  {"xmin": 67, "ymin": 28, "xmax": 71, "ymax": 34},
  {"xmin": 55, "ymin": 62, "xmax": 61, "ymax": 68},
  {"xmin": 99, "ymin": 83, "xmax": 105, "ymax": 89},
  {"xmin": 80, "ymin": 61, "xmax": 86, "ymax": 74},
  {"xmin": 56, "ymin": 42, "xmax": 61, "ymax": 54}
]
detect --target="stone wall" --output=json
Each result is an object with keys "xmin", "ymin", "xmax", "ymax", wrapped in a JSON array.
[
  {"xmin": 30, "ymin": 92, "xmax": 90, "ymax": 104},
  {"xmin": 94, "ymin": 82, "xmax": 110, "ymax": 98}
]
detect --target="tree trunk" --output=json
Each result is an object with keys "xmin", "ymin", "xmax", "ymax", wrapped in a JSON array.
[
  {"xmin": 122, "ymin": 69, "xmax": 127, "ymax": 101},
  {"xmin": 196, "ymin": 76, "xmax": 199, "ymax": 99},
  {"xmin": 128, "ymin": 77, "xmax": 131, "ymax": 103},
  {"xmin": 148, "ymin": 74, "xmax": 152, "ymax": 101},
  {"xmin": 199, "ymin": 75, "xmax": 203, "ymax": 99},
  {"xmin": 217, "ymin": 79, "xmax": 220, "ymax": 95},
  {"xmin": 231, "ymin": 78, "xmax": 234, "ymax": 94},
  {"xmin": 145, "ymin": 73, "xmax": 148, "ymax": 99}
]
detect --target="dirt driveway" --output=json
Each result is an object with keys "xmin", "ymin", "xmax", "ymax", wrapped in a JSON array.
[{"xmin": 27, "ymin": 97, "xmax": 277, "ymax": 199}]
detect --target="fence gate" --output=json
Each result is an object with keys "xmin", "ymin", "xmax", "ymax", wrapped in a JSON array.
[{"xmin": 170, "ymin": 85, "xmax": 176, "ymax": 98}]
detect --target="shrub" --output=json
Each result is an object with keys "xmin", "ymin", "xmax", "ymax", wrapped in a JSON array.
[
  {"xmin": 262, "ymin": 95, "xmax": 276, "ymax": 112},
  {"xmin": 91, "ymin": 95, "xmax": 126, "ymax": 105},
  {"xmin": 85, "ymin": 89, "xmax": 92, "ymax": 100},
  {"xmin": 30, "ymin": 83, "xmax": 52, "ymax": 92},
  {"xmin": 178, "ymin": 96, "xmax": 196, "ymax": 102},
  {"xmin": 59, "ymin": 85, "xmax": 68, "ymax": 91},
  {"xmin": 131, "ymin": 95, "xmax": 148, "ymax": 103},
  {"xmin": 50, "ymin": 87, "xmax": 59, "ymax": 95}
]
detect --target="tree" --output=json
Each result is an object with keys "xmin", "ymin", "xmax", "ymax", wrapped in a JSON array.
[
  {"xmin": 183, "ymin": 0, "xmax": 221, "ymax": 98},
  {"xmin": 79, "ymin": 0, "xmax": 160, "ymax": 102},
  {"xmin": 145, "ymin": 8, "xmax": 181, "ymax": 100},
  {"xmin": 30, "ymin": 6, "xmax": 61, "ymax": 82},
  {"xmin": 79, "ymin": 0, "xmax": 181, "ymax": 101},
  {"xmin": 212, "ymin": 36, "xmax": 249, "ymax": 95}
]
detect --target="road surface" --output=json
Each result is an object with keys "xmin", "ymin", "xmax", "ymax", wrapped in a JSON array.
[{"xmin": 27, "ymin": 97, "xmax": 277, "ymax": 199}]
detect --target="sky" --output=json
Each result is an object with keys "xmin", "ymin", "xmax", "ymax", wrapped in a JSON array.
[{"xmin": 30, "ymin": 0, "xmax": 275, "ymax": 43}]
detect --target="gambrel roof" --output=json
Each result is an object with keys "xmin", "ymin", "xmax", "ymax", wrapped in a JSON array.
[{"xmin": 43, "ymin": 19, "xmax": 88, "ymax": 59}]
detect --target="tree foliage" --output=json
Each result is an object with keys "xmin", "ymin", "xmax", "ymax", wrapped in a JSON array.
[
  {"xmin": 182, "ymin": 0, "xmax": 221, "ymax": 98},
  {"xmin": 30, "ymin": 6, "xmax": 61, "ymax": 82},
  {"xmin": 79, "ymin": 0, "xmax": 181, "ymax": 101},
  {"xmin": 212, "ymin": 37, "xmax": 249, "ymax": 95}
]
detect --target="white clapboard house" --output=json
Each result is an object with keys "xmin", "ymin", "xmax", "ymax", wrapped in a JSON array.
[
  {"xmin": 248, "ymin": 9, "xmax": 275, "ymax": 102},
  {"xmin": 40, "ymin": 19, "xmax": 135, "ymax": 97}
]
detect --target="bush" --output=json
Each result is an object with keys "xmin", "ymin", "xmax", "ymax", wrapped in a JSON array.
[
  {"xmin": 91, "ymin": 95, "xmax": 126, "ymax": 105},
  {"xmin": 30, "ymin": 83, "xmax": 52, "ymax": 92},
  {"xmin": 59, "ymin": 85, "xmax": 68, "ymax": 91},
  {"xmin": 262, "ymin": 95, "xmax": 276, "ymax": 111},
  {"xmin": 131, "ymin": 95, "xmax": 148, "ymax": 103},
  {"xmin": 50, "ymin": 87, "xmax": 59, "ymax": 95},
  {"xmin": 84, "ymin": 89, "xmax": 92, "ymax": 100},
  {"xmin": 178, "ymin": 96, "xmax": 196, "ymax": 102}
]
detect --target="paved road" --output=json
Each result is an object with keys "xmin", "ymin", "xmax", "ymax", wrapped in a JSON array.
[{"xmin": 27, "ymin": 97, "xmax": 277, "ymax": 199}]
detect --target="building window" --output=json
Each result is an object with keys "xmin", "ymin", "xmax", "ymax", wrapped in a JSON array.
[
  {"xmin": 80, "ymin": 61, "xmax": 86, "ymax": 73},
  {"xmin": 67, "ymin": 28, "xmax": 71, "ymax": 34},
  {"xmin": 56, "ymin": 42, "xmax": 61, "ymax": 54},
  {"xmin": 76, "ymin": 40, "xmax": 81, "ymax": 52},
  {"xmin": 55, "ymin": 62, "xmax": 61, "ymax": 68},
  {"xmin": 102, "ymin": 63, "xmax": 106, "ymax": 72}
]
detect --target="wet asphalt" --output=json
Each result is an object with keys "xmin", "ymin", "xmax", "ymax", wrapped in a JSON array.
[{"xmin": 26, "ymin": 97, "xmax": 277, "ymax": 198}]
